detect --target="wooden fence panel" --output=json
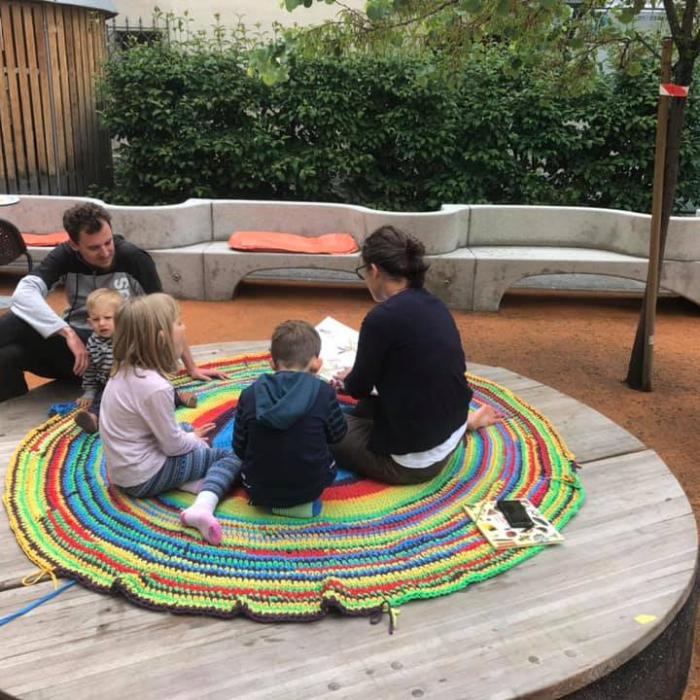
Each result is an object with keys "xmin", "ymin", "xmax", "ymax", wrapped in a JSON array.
[
  {"xmin": 76, "ymin": 10, "xmax": 94, "ymax": 189},
  {"xmin": 54, "ymin": 6, "xmax": 76, "ymax": 194},
  {"xmin": 30, "ymin": 1, "xmax": 58, "ymax": 193},
  {"xmin": 0, "ymin": 5, "xmax": 17, "ymax": 193},
  {"xmin": 91, "ymin": 11, "xmax": 111, "ymax": 185},
  {"xmin": 45, "ymin": 3, "xmax": 68, "ymax": 192},
  {"xmin": 0, "ymin": 0, "xmax": 111, "ymax": 195},
  {"xmin": 22, "ymin": 3, "xmax": 50, "ymax": 194},
  {"xmin": 1, "ymin": 2, "xmax": 27, "ymax": 192},
  {"xmin": 11, "ymin": 3, "xmax": 38, "ymax": 193}
]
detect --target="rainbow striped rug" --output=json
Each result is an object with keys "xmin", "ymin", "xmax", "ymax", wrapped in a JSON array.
[{"xmin": 4, "ymin": 354, "xmax": 584, "ymax": 621}]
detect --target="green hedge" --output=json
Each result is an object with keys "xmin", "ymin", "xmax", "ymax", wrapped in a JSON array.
[{"xmin": 98, "ymin": 43, "xmax": 700, "ymax": 213}]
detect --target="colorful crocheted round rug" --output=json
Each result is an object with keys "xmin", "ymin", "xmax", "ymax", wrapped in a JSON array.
[{"xmin": 4, "ymin": 354, "xmax": 584, "ymax": 622}]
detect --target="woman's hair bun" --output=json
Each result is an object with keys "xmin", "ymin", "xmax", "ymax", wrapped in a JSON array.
[
  {"xmin": 405, "ymin": 236, "xmax": 426, "ymax": 259},
  {"xmin": 362, "ymin": 225, "xmax": 430, "ymax": 288}
]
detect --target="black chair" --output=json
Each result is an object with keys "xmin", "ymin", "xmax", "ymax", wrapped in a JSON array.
[{"xmin": 0, "ymin": 218, "xmax": 33, "ymax": 273}]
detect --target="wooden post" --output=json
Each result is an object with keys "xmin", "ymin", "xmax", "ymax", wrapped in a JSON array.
[{"xmin": 639, "ymin": 37, "xmax": 673, "ymax": 391}]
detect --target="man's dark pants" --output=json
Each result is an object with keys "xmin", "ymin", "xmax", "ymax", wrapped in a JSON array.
[{"xmin": 0, "ymin": 311, "xmax": 88, "ymax": 402}]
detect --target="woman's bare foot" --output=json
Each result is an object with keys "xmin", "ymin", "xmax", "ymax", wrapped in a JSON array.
[{"xmin": 467, "ymin": 405, "xmax": 501, "ymax": 431}]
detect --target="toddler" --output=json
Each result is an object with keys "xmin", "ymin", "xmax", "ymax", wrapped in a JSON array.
[{"xmin": 75, "ymin": 289, "xmax": 196, "ymax": 433}]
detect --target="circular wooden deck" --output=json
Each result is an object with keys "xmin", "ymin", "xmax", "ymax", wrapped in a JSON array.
[{"xmin": 0, "ymin": 342, "xmax": 697, "ymax": 700}]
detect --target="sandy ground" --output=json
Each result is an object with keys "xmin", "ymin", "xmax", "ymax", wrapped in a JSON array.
[{"xmin": 2, "ymin": 274, "xmax": 699, "ymax": 696}]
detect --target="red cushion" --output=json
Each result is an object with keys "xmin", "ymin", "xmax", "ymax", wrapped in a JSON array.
[
  {"xmin": 22, "ymin": 231, "xmax": 70, "ymax": 246},
  {"xmin": 228, "ymin": 231, "xmax": 359, "ymax": 255}
]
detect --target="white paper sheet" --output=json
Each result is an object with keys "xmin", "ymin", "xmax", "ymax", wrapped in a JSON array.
[{"xmin": 315, "ymin": 316, "xmax": 359, "ymax": 383}]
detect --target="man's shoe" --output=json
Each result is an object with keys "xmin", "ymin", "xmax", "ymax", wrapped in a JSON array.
[
  {"xmin": 75, "ymin": 411, "xmax": 98, "ymax": 434},
  {"xmin": 178, "ymin": 391, "xmax": 198, "ymax": 408}
]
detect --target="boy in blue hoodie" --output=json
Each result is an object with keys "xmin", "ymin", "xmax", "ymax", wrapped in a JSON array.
[{"xmin": 233, "ymin": 320, "xmax": 347, "ymax": 517}]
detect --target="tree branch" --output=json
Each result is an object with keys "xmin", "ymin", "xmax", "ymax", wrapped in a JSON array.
[
  {"xmin": 568, "ymin": 34, "xmax": 634, "ymax": 73},
  {"xmin": 634, "ymin": 30, "xmax": 662, "ymax": 60},
  {"xmin": 333, "ymin": 2, "xmax": 372, "ymax": 28},
  {"xmin": 692, "ymin": 25, "xmax": 700, "ymax": 55},
  {"xmin": 662, "ymin": 0, "xmax": 682, "ymax": 41},
  {"xmin": 374, "ymin": 0, "xmax": 460, "ymax": 31},
  {"xmin": 680, "ymin": 0, "xmax": 698, "ymax": 43}
]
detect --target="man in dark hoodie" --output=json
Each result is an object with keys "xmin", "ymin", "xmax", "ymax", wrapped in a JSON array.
[{"xmin": 233, "ymin": 320, "xmax": 347, "ymax": 518}]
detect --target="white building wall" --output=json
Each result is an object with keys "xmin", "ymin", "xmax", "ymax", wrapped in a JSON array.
[{"xmin": 111, "ymin": 0, "xmax": 365, "ymax": 32}]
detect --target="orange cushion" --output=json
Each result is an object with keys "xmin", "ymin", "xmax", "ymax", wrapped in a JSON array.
[
  {"xmin": 22, "ymin": 231, "xmax": 70, "ymax": 246},
  {"xmin": 228, "ymin": 231, "xmax": 359, "ymax": 255}
]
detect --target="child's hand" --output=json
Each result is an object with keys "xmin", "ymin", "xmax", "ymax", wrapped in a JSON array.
[
  {"xmin": 194, "ymin": 422, "xmax": 216, "ymax": 444},
  {"xmin": 189, "ymin": 367, "xmax": 228, "ymax": 381},
  {"xmin": 76, "ymin": 395, "xmax": 92, "ymax": 410},
  {"xmin": 330, "ymin": 368, "xmax": 351, "ymax": 392}
]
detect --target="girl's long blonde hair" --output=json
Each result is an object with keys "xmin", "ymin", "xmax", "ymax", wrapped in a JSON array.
[{"xmin": 112, "ymin": 293, "xmax": 180, "ymax": 377}]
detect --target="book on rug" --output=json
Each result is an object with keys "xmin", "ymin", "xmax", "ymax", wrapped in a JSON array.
[
  {"xmin": 464, "ymin": 498, "xmax": 564, "ymax": 549},
  {"xmin": 315, "ymin": 316, "xmax": 359, "ymax": 383}
]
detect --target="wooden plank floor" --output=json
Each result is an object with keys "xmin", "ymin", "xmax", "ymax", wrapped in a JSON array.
[{"xmin": 0, "ymin": 343, "xmax": 696, "ymax": 700}]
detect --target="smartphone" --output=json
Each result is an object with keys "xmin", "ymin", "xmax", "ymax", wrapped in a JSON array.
[{"xmin": 496, "ymin": 500, "xmax": 534, "ymax": 529}]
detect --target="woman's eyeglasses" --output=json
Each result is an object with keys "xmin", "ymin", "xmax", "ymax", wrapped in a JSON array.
[{"xmin": 355, "ymin": 264, "xmax": 368, "ymax": 280}]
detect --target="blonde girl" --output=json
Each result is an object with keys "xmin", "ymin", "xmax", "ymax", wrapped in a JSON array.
[{"xmin": 100, "ymin": 293, "xmax": 240, "ymax": 545}]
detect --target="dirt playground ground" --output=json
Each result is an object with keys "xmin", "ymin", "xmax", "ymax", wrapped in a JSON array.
[{"xmin": 2, "ymin": 274, "xmax": 699, "ymax": 697}]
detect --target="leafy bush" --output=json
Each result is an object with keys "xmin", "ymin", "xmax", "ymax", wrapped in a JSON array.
[{"xmin": 98, "ymin": 41, "xmax": 700, "ymax": 213}]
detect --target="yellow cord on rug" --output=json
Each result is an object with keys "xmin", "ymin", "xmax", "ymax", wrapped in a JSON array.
[{"xmin": 22, "ymin": 566, "xmax": 59, "ymax": 590}]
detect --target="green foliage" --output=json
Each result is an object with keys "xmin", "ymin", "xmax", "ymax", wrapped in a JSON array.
[
  {"xmin": 283, "ymin": 0, "xmax": 667, "ymax": 77},
  {"xmin": 97, "ymin": 41, "xmax": 700, "ymax": 213}
]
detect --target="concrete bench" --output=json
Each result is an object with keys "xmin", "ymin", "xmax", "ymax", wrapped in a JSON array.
[
  {"xmin": 1, "ymin": 196, "xmax": 213, "ymax": 299},
  {"xmin": 107, "ymin": 200, "xmax": 212, "ymax": 299},
  {"xmin": 469, "ymin": 246, "xmax": 649, "ymax": 311},
  {"xmin": 0, "ymin": 195, "xmax": 98, "ymax": 267},
  {"xmin": 203, "ymin": 199, "xmax": 466, "ymax": 298},
  {"xmin": 464, "ymin": 206, "xmax": 700, "ymax": 311},
  {"xmin": 200, "ymin": 242, "xmax": 360, "ymax": 300},
  {"xmin": 3, "ymin": 196, "xmax": 700, "ymax": 311}
]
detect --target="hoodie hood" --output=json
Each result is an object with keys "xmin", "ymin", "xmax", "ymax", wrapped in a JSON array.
[{"xmin": 253, "ymin": 372, "xmax": 321, "ymax": 430}]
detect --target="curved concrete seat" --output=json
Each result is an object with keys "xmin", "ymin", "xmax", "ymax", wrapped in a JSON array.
[
  {"xmin": 4, "ymin": 196, "xmax": 700, "ymax": 311},
  {"xmin": 463, "ymin": 206, "xmax": 700, "ymax": 310},
  {"xmin": 3, "ymin": 197, "xmax": 215, "ymax": 295},
  {"xmin": 201, "ymin": 241, "xmax": 361, "ymax": 300},
  {"xmin": 106, "ymin": 199, "xmax": 212, "ymax": 250},
  {"xmin": 425, "ymin": 248, "xmax": 477, "ymax": 309},
  {"xmin": 470, "ymin": 246, "xmax": 650, "ymax": 311},
  {"xmin": 469, "ymin": 247, "xmax": 700, "ymax": 311},
  {"xmin": 0, "ymin": 195, "xmax": 99, "ymax": 234},
  {"xmin": 211, "ymin": 200, "xmax": 465, "ymax": 256},
  {"xmin": 0, "ymin": 344, "xmax": 696, "ymax": 699},
  {"xmin": 468, "ymin": 205, "xmax": 700, "ymax": 261},
  {"xmin": 1, "ymin": 195, "xmax": 99, "ymax": 270}
]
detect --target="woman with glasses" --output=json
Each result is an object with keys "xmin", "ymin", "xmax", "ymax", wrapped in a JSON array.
[{"xmin": 331, "ymin": 225, "xmax": 497, "ymax": 485}]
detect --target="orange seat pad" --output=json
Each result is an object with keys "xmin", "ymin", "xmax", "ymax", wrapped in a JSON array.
[
  {"xmin": 228, "ymin": 231, "xmax": 359, "ymax": 255},
  {"xmin": 22, "ymin": 231, "xmax": 70, "ymax": 246}
]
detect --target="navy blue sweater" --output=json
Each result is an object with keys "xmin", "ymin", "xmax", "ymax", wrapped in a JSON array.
[
  {"xmin": 344, "ymin": 287, "xmax": 473, "ymax": 455},
  {"xmin": 233, "ymin": 371, "xmax": 347, "ymax": 507}
]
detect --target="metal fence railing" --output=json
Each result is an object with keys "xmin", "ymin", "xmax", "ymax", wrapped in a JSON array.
[{"xmin": 106, "ymin": 16, "xmax": 169, "ymax": 54}]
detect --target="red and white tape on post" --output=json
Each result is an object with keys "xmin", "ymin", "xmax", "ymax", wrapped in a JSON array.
[{"xmin": 659, "ymin": 83, "xmax": 689, "ymax": 98}]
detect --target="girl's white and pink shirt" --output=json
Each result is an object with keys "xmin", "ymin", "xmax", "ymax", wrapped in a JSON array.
[{"xmin": 100, "ymin": 366, "xmax": 205, "ymax": 487}]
